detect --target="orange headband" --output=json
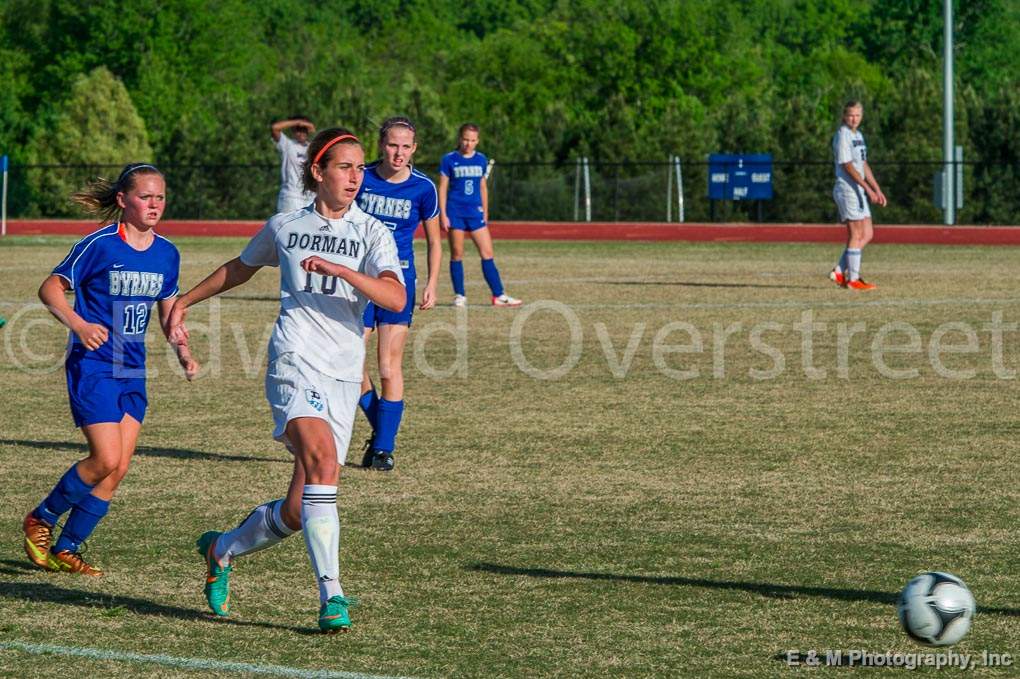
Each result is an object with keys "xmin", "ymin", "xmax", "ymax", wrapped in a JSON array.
[{"xmin": 312, "ymin": 134, "xmax": 360, "ymax": 166}]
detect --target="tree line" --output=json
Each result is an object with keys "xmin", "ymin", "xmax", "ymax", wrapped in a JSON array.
[{"xmin": 1, "ymin": 0, "xmax": 1017, "ymax": 223}]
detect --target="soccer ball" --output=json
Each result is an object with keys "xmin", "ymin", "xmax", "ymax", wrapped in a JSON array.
[{"xmin": 897, "ymin": 571, "xmax": 976, "ymax": 646}]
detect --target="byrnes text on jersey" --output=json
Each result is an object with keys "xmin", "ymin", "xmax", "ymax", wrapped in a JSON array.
[{"xmin": 108, "ymin": 271, "xmax": 165, "ymax": 297}]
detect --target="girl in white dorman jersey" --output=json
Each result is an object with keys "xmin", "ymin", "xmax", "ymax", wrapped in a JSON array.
[
  {"xmin": 271, "ymin": 115, "xmax": 318, "ymax": 213},
  {"xmin": 168, "ymin": 128, "xmax": 404, "ymax": 633},
  {"xmin": 829, "ymin": 100, "xmax": 886, "ymax": 291}
]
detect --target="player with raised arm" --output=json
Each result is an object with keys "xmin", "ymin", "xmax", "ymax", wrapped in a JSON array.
[
  {"xmin": 22, "ymin": 163, "xmax": 197, "ymax": 577},
  {"xmin": 829, "ymin": 100, "xmax": 886, "ymax": 290},
  {"xmin": 271, "ymin": 115, "xmax": 317, "ymax": 214},
  {"xmin": 168, "ymin": 128, "xmax": 404, "ymax": 633},
  {"xmin": 355, "ymin": 116, "xmax": 441, "ymax": 471},
  {"xmin": 439, "ymin": 123, "xmax": 521, "ymax": 307}
]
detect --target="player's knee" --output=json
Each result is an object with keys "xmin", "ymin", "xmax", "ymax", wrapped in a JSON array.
[
  {"xmin": 109, "ymin": 459, "xmax": 132, "ymax": 484},
  {"xmin": 82, "ymin": 454, "xmax": 119, "ymax": 481},
  {"xmin": 280, "ymin": 500, "xmax": 302, "ymax": 531},
  {"xmin": 377, "ymin": 357, "xmax": 404, "ymax": 382},
  {"xmin": 301, "ymin": 444, "xmax": 339, "ymax": 481}
]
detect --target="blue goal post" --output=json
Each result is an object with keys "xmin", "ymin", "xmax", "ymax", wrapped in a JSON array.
[{"xmin": 1, "ymin": 154, "xmax": 7, "ymax": 237}]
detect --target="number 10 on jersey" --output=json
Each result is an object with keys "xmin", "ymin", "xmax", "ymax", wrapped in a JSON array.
[{"xmin": 302, "ymin": 271, "xmax": 340, "ymax": 296}]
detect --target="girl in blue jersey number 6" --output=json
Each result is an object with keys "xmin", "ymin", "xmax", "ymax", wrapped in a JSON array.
[
  {"xmin": 356, "ymin": 116, "xmax": 442, "ymax": 471},
  {"xmin": 439, "ymin": 123, "xmax": 521, "ymax": 308},
  {"xmin": 22, "ymin": 164, "xmax": 197, "ymax": 577}
]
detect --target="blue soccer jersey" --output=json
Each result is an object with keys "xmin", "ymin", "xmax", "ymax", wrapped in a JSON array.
[
  {"xmin": 439, "ymin": 150, "xmax": 488, "ymax": 218},
  {"xmin": 357, "ymin": 163, "xmax": 439, "ymax": 274},
  {"xmin": 53, "ymin": 224, "xmax": 181, "ymax": 371}
]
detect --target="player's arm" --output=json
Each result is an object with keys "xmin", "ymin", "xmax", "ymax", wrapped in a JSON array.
[
  {"xmin": 437, "ymin": 174, "xmax": 451, "ymax": 232},
  {"xmin": 420, "ymin": 215, "xmax": 442, "ymax": 310},
  {"xmin": 157, "ymin": 296, "xmax": 199, "ymax": 380},
  {"xmin": 862, "ymin": 162, "xmax": 887, "ymax": 207},
  {"xmin": 38, "ymin": 274, "xmax": 107, "ymax": 350},
  {"xmin": 480, "ymin": 175, "xmax": 489, "ymax": 224},
  {"xmin": 167, "ymin": 257, "xmax": 260, "ymax": 344},
  {"xmin": 301, "ymin": 257, "xmax": 405, "ymax": 312},
  {"xmin": 841, "ymin": 161, "xmax": 879, "ymax": 203},
  {"xmin": 271, "ymin": 118, "xmax": 315, "ymax": 142}
]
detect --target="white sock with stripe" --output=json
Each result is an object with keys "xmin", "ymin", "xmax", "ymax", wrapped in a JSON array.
[
  {"xmin": 846, "ymin": 248, "xmax": 862, "ymax": 281},
  {"xmin": 213, "ymin": 499, "xmax": 296, "ymax": 565},
  {"xmin": 301, "ymin": 485, "xmax": 343, "ymax": 602}
]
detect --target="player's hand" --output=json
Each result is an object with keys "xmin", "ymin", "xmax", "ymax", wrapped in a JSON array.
[
  {"xmin": 74, "ymin": 322, "xmax": 109, "ymax": 351},
  {"xmin": 166, "ymin": 301, "xmax": 190, "ymax": 345},
  {"xmin": 865, "ymin": 187, "xmax": 879, "ymax": 204},
  {"xmin": 419, "ymin": 283, "xmax": 437, "ymax": 310},
  {"xmin": 177, "ymin": 348, "xmax": 200, "ymax": 381},
  {"xmin": 875, "ymin": 189, "xmax": 888, "ymax": 207},
  {"xmin": 440, "ymin": 215, "xmax": 451, "ymax": 234},
  {"xmin": 301, "ymin": 256, "xmax": 345, "ymax": 278}
]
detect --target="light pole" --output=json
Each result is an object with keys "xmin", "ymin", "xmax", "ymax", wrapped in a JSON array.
[{"xmin": 943, "ymin": 0, "xmax": 955, "ymax": 225}]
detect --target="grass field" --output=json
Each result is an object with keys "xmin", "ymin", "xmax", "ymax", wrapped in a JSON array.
[{"xmin": 1, "ymin": 236, "xmax": 1018, "ymax": 678}]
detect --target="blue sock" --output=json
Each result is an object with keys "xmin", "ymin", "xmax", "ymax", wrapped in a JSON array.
[
  {"xmin": 34, "ymin": 464, "xmax": 95, "ymax": 526},
  {"xmin": 53, "ymin": 493, "xmax": 110, "ymax": 554},
  {"xmin": 450, "ymin": 260, "xmax": 465, "ymax": 296},
  {"xmin": 373, "ymin": 399, "xmax": 405, "ymax": 453},
  {"xmin": 358, "ymin": 389, "xmax": 379, "ymax": 430},
  {"xmin": 481, "ymin": 258, "xmax": 504, "ymax": 297},
  {"xmin": 837, "ymin": 249, "xmax": 849, "ymax": 273}
]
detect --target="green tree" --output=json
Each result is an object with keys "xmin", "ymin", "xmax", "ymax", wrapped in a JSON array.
[{"xmin": 25, "ymin": 67, "xmax": 152, "ymax": 217}]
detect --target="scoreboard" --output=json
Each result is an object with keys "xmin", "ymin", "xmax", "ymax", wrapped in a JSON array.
[{"xmin": 708, "ymin": 153, "xmax": 773, "ymax": 201}]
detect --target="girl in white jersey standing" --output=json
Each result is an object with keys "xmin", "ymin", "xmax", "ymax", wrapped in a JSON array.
[
  {"xmin": 168, "ymin": 128, "xmax": 405, "ymax": 633},
  {"xmin": 829, "ymin": 100, "xmax": 887, "ymax": 290},
  {"xmin": 271, "ymin": 115, "xmax": 317, "ymax": 213}
]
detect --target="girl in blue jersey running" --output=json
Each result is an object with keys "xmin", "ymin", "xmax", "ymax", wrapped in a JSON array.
[
  {"xmin": 439, "ymin": 123, "xmax": 521, "ymax": 308},
  {"xmin": 22, "ymin": 163, "xmax": 197, "ymax": 576},
  {"xmin": 356, "ymin": 116, "xmax": 442, "ymax": 471}
]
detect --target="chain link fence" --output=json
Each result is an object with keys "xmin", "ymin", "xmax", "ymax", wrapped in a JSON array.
[{"xmin": 3, "ymin": 160, "xmax": 1019, "ymax": 224}]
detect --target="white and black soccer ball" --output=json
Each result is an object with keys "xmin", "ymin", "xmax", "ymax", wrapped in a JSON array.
[{"xmin": 898, "ymin": 571, "xmax": 976, "ymax": 646}]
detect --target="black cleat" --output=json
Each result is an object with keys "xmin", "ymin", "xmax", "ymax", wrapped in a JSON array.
[
  {"xmin": 369, "ymin": 451, "xmax": 394, "ymax": 472},
  {"xmin": 360, "ymin": 438, "xmax": 375, "ymax": 468}
]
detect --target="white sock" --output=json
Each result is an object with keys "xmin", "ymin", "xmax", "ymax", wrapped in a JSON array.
[
  {"xmin": 846, "ymin": 248, "xmax": 862, "ymax": 281},
  {"xmin": 214, "ymin": 499, "xmax": 296, "ymax": 564},
  {"xmin": 301, "ymin": 485, "xmax": 343, "ymax": 602}
]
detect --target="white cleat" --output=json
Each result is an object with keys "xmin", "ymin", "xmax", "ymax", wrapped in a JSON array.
[
  {"xmin": 453, "ymin": 294, "xmax": 467, "ymax": 308},
  {"xmin": 492, "ymin": 294, "xmax": 522, "ymax": 307}
]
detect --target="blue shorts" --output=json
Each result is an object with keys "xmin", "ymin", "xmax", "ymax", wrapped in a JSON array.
[
  {"xmin": 66, "ymin": 361, "xmax": 147, "ymax": 428},
  {"xmin": 363, "ymin": 269, "xmax": 415, "ymax": 328},
  {"xmin": 448, "ymin": 215, "xmax": 487, "ymax": 232}
]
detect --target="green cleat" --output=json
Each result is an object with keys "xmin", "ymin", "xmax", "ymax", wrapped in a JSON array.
[
  {"xmin": 318, "ymin": 595, "xmax": 354, "ymax": 633},
  {"xmin": 196, "ymin": 531, "xmax": 232, "ymax": 617}
]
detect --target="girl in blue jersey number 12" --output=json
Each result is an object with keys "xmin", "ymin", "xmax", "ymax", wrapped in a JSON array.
[
  {"xmin": 22, "ymin": 164, "xmax": 197, "ymax": 576},
  {"xmin": 357, "ymin": 116, "xmax": 442, "ymax": 471},
  {"xmin": 439, "ymin": 123, "xmax": 521, "ymax": 308}
]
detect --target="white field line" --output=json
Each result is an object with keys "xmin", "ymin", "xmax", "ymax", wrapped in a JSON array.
[{"xmin": 0, "ymin": 641, "xmax": 417, "ymax": 679}]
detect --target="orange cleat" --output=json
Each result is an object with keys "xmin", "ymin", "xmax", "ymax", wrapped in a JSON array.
[
  {"xmin": 829, "ymin": 269, "xmax": 845, "ymax": 286},
  {"xmin": 47, "ymin": 549, "xmax": 104, "ymax": 576},
  {"xmin": 23, "ymin": 513, "xmax": 55, "ymax": 570},
  {"xmin": 846, "ymin": 279, "xmax": 876, "ymax": 291}
]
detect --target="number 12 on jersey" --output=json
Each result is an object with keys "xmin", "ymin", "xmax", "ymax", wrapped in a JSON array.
[{"xmin": 122, "ymin": 302, "xmax": 149, "ymax": 335}]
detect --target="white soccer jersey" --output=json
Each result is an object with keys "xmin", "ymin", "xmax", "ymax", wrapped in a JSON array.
[
  {"xmin": 833, "ymin": 124, "xmax": 867, "ymax": 188},
  {"xmin": 274, "ymin": 133, "xmax": 316, "ymax": 211},
  {"xmin": 240, "ymin": 203, "xmax": 404, "ymax": 382}
]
